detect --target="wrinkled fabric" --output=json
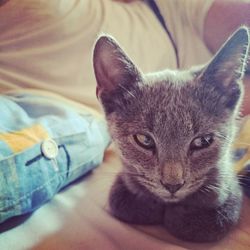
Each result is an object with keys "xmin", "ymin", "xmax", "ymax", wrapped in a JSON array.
[
  {"xmin": 0, "ymin": 0, "xmax": 213, "ymax": 112},
  {"xmin": 0, "ymin": 93, "xmax": 110, "ymax": 223}
]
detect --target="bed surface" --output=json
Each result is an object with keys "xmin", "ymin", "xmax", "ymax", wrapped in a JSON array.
[{"xmin": 0, "ymin": 143, "xmax": 250, "ymax": 250}]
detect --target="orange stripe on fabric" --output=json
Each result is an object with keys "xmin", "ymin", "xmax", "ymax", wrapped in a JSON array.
[{"xmin": 0, "ymin": 124, "xmax": 49, "ymax": 153}]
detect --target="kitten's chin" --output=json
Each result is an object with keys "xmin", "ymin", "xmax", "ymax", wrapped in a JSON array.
[
  {"xmin": 160, "ymin": 196, "xmax": 182, "ymax": 203},
  {"xmin": 158, "ymin": 191, "xmax": 192, "ymax": 203}
]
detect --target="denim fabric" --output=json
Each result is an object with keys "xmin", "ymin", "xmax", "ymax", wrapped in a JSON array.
[{"xmin": 0, "ymin": 93, "xmax": 110, "ymax": 223}]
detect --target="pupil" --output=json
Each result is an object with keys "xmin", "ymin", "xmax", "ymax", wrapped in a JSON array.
[
  {"xmin": 144, "ymin": 137, "xmax": 150, "ymax": 144},
  {"xmin": 201, "ymin": 138, "xmax": 207, "ymax": 145},
  {"xmin": 201, "ymin": 135, "xmax": 212, "ymax": 147}
]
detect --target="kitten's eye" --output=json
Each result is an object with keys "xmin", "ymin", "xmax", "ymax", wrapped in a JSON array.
[
  {"xmin": 190, "ymin": 134, "xmax": 214, "ymax": 151},
  {"xmin": 133, "ymin": 134, "xmax": 155, "ymax": 150}
]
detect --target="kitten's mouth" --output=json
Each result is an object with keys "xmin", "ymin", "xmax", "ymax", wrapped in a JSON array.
[{"xmin": 160, "ymin": 185, "xmax": 198, "ymax": 203}]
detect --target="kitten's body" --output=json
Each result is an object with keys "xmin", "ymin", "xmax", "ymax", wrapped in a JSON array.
[{"xmin": 93, "ymin": 27, "xmax": 249, "ymax": 242}]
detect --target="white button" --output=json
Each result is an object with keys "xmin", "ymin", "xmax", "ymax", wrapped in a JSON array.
[{"xmin": 41, "ymin": 139, "xmax": 59, "ymax": 159}]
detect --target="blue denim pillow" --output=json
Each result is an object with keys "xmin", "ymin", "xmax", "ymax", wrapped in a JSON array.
[{"xmin": 0, "ymin": 93, "xmax": 110, "ymax": 223}]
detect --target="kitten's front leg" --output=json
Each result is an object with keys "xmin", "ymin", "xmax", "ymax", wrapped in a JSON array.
[
  {"xmin": 163, "ymin": 191, "xmax": 242, "ymax": 242},
  {"xmin": 109, "ymin": 175, "xmax": 164, "ymax": 224}
]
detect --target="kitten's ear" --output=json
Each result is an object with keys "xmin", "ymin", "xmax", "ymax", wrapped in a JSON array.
[
  {"xmin": 201, "ymin": 26, "xmax": 249, "ymax": 87},
  {"xmin": 93, "ymin": 35, "xmax": 141, "ymax": 97}
]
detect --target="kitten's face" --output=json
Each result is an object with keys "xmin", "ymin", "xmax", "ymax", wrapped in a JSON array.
[
  {"xmin": 93, "ymin": 28, "xmax": 249, "ymax": 203},
  {"xmin": 102, "ymin": 71, "xmax": 237, "ymax": 203}
]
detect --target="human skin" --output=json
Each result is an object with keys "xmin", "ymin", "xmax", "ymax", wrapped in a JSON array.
[{"xmin": 204, "ymin": 0, "xmax": 250, "ymax": 115}]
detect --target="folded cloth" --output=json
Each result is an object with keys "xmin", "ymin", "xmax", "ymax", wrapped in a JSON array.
[{"xmin": 0, "ymin": 92, "xmax": 110, "ymax": 223}]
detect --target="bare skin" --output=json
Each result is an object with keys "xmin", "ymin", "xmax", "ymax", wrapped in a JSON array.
[
  {"xmin": 204, "ymin": 0, "xmax": 250, "ymax": 54},
  {"xmin": 204, "ymin": 0, "xmax": 250, "ymax": 115},
  {"xmin": 115, "ymin": 0, "xmax": 250, "ymax": 115}
]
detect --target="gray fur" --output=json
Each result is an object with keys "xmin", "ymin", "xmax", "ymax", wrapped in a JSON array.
[{"xmin": 93, "ymin": 27, "xmax": 250, "ymax": 242}]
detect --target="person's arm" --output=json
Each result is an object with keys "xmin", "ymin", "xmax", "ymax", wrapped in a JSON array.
[
  {"xmin": 204, "ymin": 0, "xmax": 250, "ymax": 54},
  {"xmin": 204, "ymin": 0, "xmax": 250, "ymax": 115}
]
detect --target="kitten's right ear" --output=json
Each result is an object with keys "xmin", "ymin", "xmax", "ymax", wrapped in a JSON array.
[
  {"xmin": 201, "ymin": 27, "xmax": 249, "ymax": 86},
  {"xmin": 198, "ymin": 26, "xmax": 249, "ymax": 110},
  {"xmin": 93, "ymin": 35, "xmax": 141, "ymax": 98}
]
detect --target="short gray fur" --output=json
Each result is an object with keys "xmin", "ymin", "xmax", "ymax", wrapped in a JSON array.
[{"xmin": 93, "ymin": 27, "xmax": 250, "ymax": 242}]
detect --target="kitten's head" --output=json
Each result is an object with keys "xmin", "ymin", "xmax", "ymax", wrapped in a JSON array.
[{"xmin": 93, "ymin": 27, "xmax": 250, "ymax": 203}]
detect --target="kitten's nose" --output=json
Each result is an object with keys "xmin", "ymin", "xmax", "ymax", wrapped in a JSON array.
[{"xmin": 161, "ymin": 181, "xmax": 185, "ymax": 194}]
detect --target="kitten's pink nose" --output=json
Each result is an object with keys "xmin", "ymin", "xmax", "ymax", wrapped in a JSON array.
[{"xmin": 161, "ymin": 181, "xmax": 185, "ymax": 194}]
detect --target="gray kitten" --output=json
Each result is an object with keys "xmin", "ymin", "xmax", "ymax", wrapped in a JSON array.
[{"xmin": 93, "ymin": 27, "xmax": 250, "ymax": 242}]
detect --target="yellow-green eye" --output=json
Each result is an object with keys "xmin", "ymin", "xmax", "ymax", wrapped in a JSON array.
[
  {"xmin": 190, "ymin": 134, "xmax": 214, "ymax": 151},
  {"xmin": 133, "ymin": 134, "xmax": 155, "ymax": 150}
]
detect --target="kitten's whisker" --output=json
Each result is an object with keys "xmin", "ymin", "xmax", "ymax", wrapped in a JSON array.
[
  {"xmin": 206, "ymin": 183, "xmax": 225, "ymax": 190},
  {"xmin": 137, "ymin": 177, "xmax": 157, "ymax": 186},
  {"xmin": 207, "ymin": 183, "xmax": 235, "ymax": 194},
  {"xmin": 214, "ymin": 132, "xmax": 250, "ymax": 148},
  {"xmin": 204, "ymin": 186, "xmax": 214, "ymax": 192},
  {"xmin": 216, "ymin": 209, "xmax": 228, "ymax": 222},
  {"xmin": 205, "ymin": 184, "xmax": 220, "ymax": 193},
  {"xmin": 217, "ymin": 173, "xmax": 244, "ymax": 178},
  {"xmin": 214, "ymin": 132, "xmax": 232, "ymax": 142},
  {"xmin": 141, "ymin": 181, "xmax": 156, "ymax": 188},
  {"xmin": 198, "ymin": 189, "xmax": 207, "ymax": 195},
  {"xmin": 215, "ymin": 130, "xmax": 250, "ymax": 145},
  {"xmin": 238, "ymin": 181, "xmax": 250, "ymax": 187},
  {"xmin": 200, "ymin": 186, "xmax": 211, "ymax": 195},
  {"xmin": 237, "ymin": 176, "xmax": 250, "ymax": 180}
]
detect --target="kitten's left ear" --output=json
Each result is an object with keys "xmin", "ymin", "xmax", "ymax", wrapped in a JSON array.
[
  {"xmin": 93, "ymin": 35, "xmax": 142, "ymax": 98},
  {"xmin": 201, "ymin": 26, "xmax": 249, "ymax": 87}
]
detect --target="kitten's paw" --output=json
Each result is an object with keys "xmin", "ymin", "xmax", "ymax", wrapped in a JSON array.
[
  {"xmin": 163, "ymin": 193, "xmax": 242, "ymax": 242},
  {"xmin": 109, "ymin": 175, "xmax": 164, "ymax": 225}
]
